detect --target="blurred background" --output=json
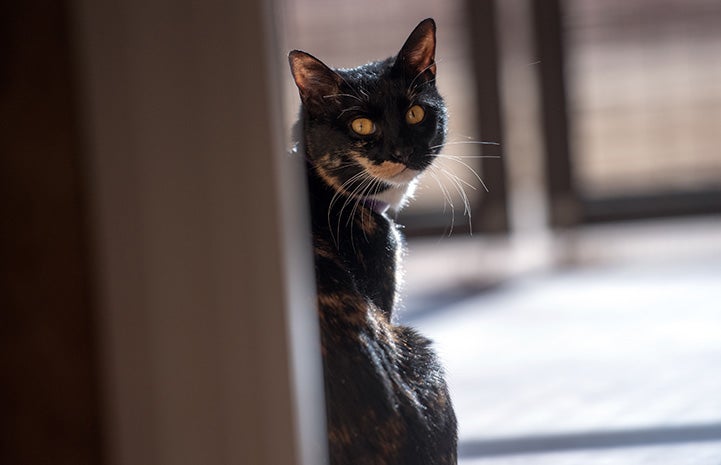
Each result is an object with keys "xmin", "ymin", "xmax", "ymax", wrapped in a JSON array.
[
  {"xmin": 2, "ymin": 0, "xmax": 720, "ymax": 464},
  {"xmin": 282, "ymin": 0, "xmax": 721, "ymax": 463}
]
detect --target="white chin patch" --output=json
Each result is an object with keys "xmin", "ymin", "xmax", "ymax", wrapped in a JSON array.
[
  {"xmin": 370, "ymin": 170, "xmax": 421, "ymax": 210},
  {"xmin": 387, "ymin": 167, "xmax": 421, "ymax": 186}
]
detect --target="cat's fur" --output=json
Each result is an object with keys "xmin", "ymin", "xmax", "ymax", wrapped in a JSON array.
[{"xmin": 289, "ymin": 18, "xmax": 457, "ymax": 465}]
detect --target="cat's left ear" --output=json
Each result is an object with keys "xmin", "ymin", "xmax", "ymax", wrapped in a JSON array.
[
  {"xmin": 394, "ymin": 18, "xmax": 437, "ymax": 83},
  {"xmin": 288, "ymin": 50, "xmax": 344, "ymax": 108}
]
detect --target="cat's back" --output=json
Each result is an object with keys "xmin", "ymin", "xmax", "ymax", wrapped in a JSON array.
[
  {"xmin": 319, "ymin": 298, "xmax": 457, "ymax": 465},
  {"xmin": 313, "ymin": 228, "xmax": 456, "ymax": 464}
]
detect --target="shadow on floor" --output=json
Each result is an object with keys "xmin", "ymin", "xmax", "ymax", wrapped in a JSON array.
[
  {"xmin": 400, "ymin": 279, "xmax": 505, "ymax": 323},
  {"xmin": 459, "ymin": 422, "xmax": 721, "ymax": 458}
]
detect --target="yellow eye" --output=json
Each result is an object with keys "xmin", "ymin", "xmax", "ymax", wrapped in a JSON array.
[
  {"xmin": 351, "ymin": 118, "xmax": 376, "ymax": 135},
  {"xmin": 406, "ymin": 105, "xmax": 425, "ymax": 125}
]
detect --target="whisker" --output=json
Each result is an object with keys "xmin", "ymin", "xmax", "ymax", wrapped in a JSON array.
[
  {"xmin": 408, "ymin": 77, "xmax": 437, "ymax": 100},
  {"xmin": 322, "ymin": 161, "xmax": 362, "ymax": 172},
  {"xmin": 434, "ymin": 154, "xmax": 502, "ymax": 159},
  {"xmin": 427, "ymin": 166, "xmax": 454, "ymax": 214},
  {"xmin": 322, "ymin": 93, "xmax": 364, "ymax": 102},
  {"xmin": 347, "ymin": 175, "xmax": 374, "ymax": 228},
  {"xmin": 434, "ymin": 156, "xmax": 490, "ymax": 193},
  {"xmin": 439, "ymin": 168, "xmax": 473, "ymax": 234},
  {"xmin": 406, "ymin": 58, "xmax": 445, "ymax": 96},
  {"xmin": 357, "ymin": 177, "xmax": 383, "ymax": 243},
  {"xmin": 427, "ymin": 165, "xmax": 455, "ymax": 237},
  {"xmin": 435, "ymin": 165, "xmax": 477, "ymax": 191},
  {"xmin": 339, "ymin": 173, "xmax": 375, "ymax": 248},
  {"xmin": 347, "ymin": 175, "xmax": 378, "ymax": 250},
  {"xmin": 336, "ymin": 72, "xmax": 368, "ymax": 102},
  {"xmin": 429, "ymin": 141, "xmax": 500, "ymax": 150},
  {"xmin": 338, "ymin": 106, "xmax": 362, "ymax": 118},
  {"xmin": 328, "ymin": 170, "xmax": 370, "ymax": 246}
]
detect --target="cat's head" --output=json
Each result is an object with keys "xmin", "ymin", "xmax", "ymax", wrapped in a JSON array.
[{"xmin": 289, "ymin": 18, "xmax": 446, "ymax": 210}]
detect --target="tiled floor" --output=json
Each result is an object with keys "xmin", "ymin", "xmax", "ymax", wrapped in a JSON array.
[{"xmin": 402, "ymin": 220, "xmax": 721, "ymax": 463}]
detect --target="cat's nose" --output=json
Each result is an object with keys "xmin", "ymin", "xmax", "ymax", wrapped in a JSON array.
[{"xmin": 392, "ymin": 148, "xmax": 413, "ymax": 163}]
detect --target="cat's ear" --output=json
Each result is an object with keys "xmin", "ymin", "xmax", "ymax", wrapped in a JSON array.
[
  {"xmin": 394, "ymin": 18, "xmax": 437, "ymax": 83},
  {"xmin": 288, "ymin": 50, "xmax": 343, "ymax": 107}
]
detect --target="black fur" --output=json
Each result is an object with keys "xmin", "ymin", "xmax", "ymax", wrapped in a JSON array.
[{"xmin": 289, "ymin": 18, "xmax": 457, "ymax": 465}]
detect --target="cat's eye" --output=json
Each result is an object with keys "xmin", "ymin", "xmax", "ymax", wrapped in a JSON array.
[
  {"xmin": 351, "ymin": 118, "xmax": 376, "ymax": 135},
  {"xmin": 405, "ymin": 105, "xmax": 425, "ymax": 125}
]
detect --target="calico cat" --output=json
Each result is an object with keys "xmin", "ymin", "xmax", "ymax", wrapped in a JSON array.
[{"xmin": 288, "ymin": 18, "xmax": 457, "ymax": 465}]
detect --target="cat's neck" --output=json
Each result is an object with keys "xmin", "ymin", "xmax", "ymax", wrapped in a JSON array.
[
  {"xmin": 301, "ymin": 157, "xmax": 418, "ymax": 214},
  {"xmin": 362, "ymin": 198, "xmax": 390, "ymax": 215},
  {"xmin": 367, "ymin": 180, "xmax": 418, "ymax": 212}
]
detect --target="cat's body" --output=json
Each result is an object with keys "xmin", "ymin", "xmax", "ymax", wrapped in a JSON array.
[{"xmin": 289, "ymin": 19, "xmax": 457, "ymax": 465}]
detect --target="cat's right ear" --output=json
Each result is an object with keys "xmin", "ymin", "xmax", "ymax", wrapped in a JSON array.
[
  {"xmin": 288, "ymin": 50, "xmax": 343, "ymax": 107},
  {"xmin": 394, "ymin": 18, "xmax": 437, "ymax": 83}
]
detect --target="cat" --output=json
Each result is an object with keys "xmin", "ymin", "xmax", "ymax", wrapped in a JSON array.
[{"xmin": 288, "ymin": 18, "xmax": 457, "ymax": 465}]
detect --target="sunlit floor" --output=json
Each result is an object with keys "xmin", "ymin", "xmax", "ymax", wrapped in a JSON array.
[{"xmin": 402, "ymin": 216, "xmax": 721, "ymax": 464}]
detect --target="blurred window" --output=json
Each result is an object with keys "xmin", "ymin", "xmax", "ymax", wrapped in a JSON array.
[{"xmin": 565, "ymin": 0, "xmax": 721, "ymax": 199}]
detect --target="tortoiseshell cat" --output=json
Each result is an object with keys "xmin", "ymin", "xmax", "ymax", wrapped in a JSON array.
[{"xmin": 288, "ymin": 18, "xmax": 457, "ymax": 465}]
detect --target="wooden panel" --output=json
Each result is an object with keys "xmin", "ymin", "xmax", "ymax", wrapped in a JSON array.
[
  {"xmin": 72, "ymin": 0, "xmax": 326, "ymax": 464},
  {"xmin": 0, "ymin": 1, "xmax": 102, "ymax": 464}
]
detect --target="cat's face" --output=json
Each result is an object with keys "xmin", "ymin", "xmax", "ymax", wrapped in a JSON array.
[{"xmin": 289, "ymin": 18, "xmax": 446, "ymax": 209}]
